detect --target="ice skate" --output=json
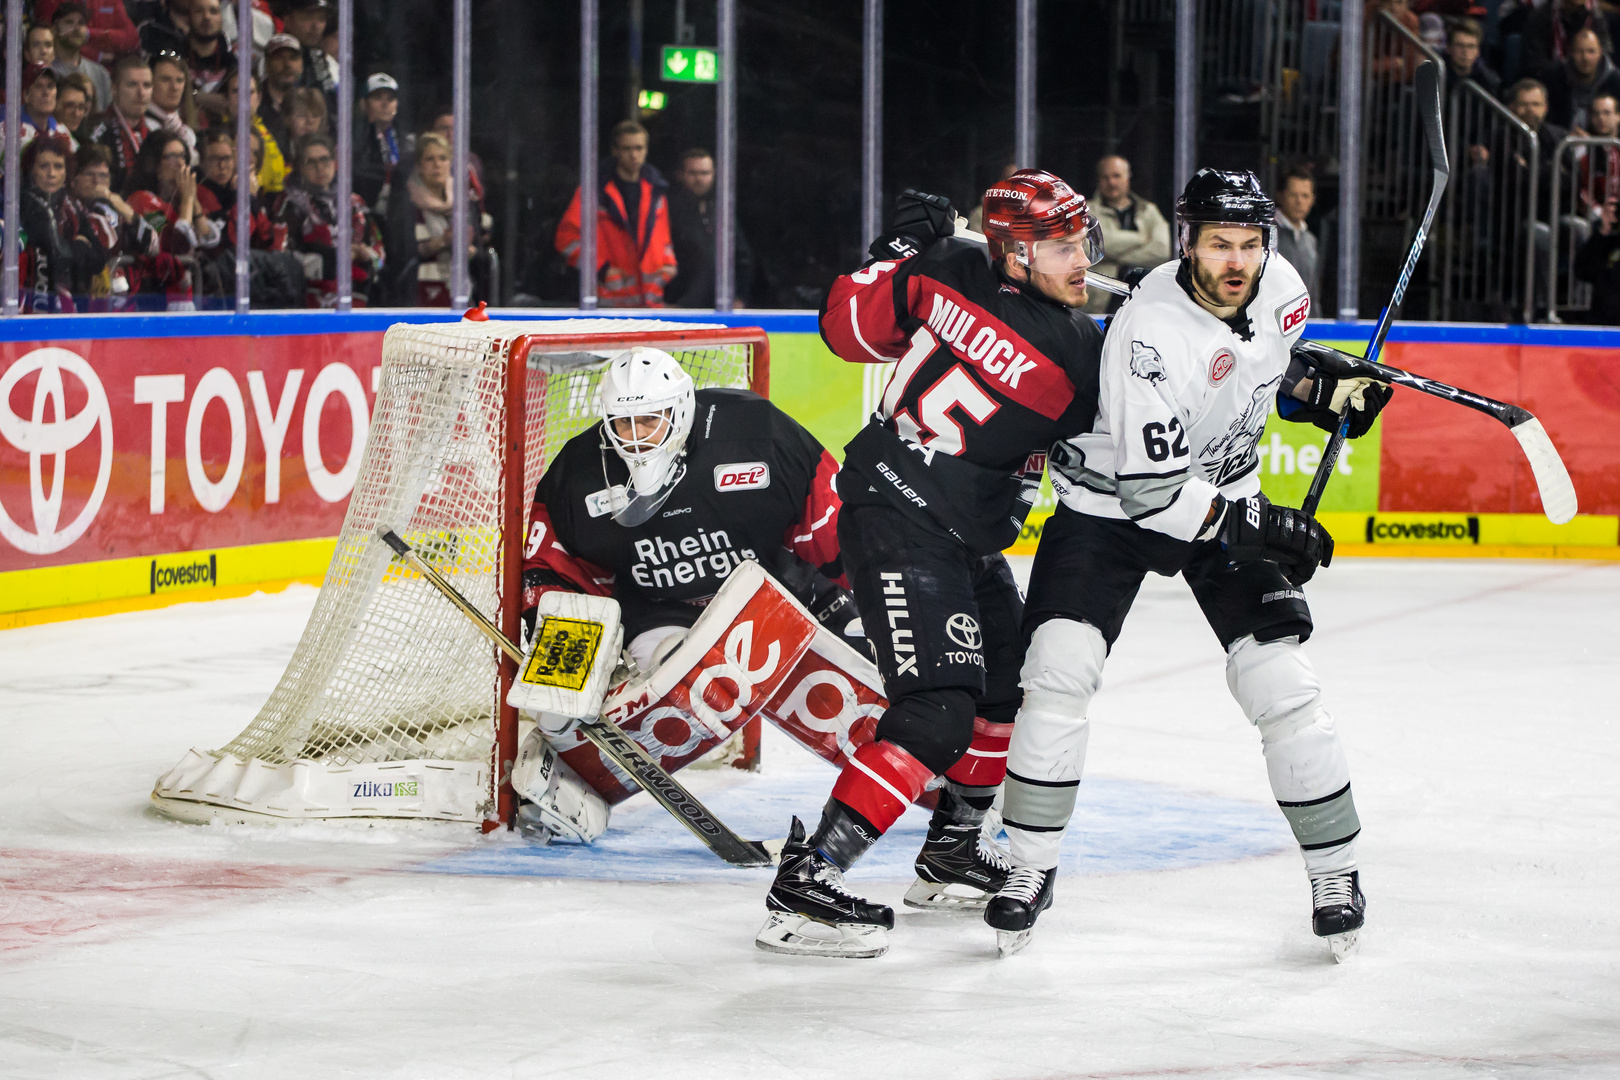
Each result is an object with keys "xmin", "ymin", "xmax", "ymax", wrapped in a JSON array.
[
  {"xmin": 1311, "ymin": 869, "xmax": 1365, "ymax": 962},
  {"xmin": 755, "ymin": 817, "xmax": 893, "ymax": 959},
  {"xmin": 904, "ymin": 818, "xmax": 1012, "ymax": 911},
  {"xmin": 984, "ymin": 865, "xmax": 1056, "ymax": 958}
]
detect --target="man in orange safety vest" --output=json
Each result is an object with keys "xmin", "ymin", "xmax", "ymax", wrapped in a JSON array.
[{"xmin": 555, "ymin": 119, "xmax": 678, "ymax": 307}]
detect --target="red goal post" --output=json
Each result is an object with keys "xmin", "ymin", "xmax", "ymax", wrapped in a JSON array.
[{"xmin": 491, "ymin": 325, "xmax": 771, "ymax": 830}]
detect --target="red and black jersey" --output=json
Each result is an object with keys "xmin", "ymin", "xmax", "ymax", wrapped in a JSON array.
[
  {"xmin": 521, "ymin": 388, "xmax": 845, "ymax": 638},
  {"xmin": 821, "ymin": 237, "xmax": 1104, "ymax": 554}
]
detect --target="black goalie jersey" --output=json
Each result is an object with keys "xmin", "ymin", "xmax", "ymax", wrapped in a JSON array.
[
  {"xmin": 520, "ymin": 388, "xmax": 846, "ymax": 637},
  {"xmin": 820, "ymin": 236, "xmax": 1105, "ymax": 554}
]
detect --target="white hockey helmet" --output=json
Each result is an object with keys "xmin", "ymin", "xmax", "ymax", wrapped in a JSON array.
[{"xmin": 598, "ymin": 346, "xmax": 696, "ymax": 525}]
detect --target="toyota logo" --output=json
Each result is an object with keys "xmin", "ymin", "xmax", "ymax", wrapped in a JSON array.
[
  {"xmin": 0, "ymin": 348, "xmax": 113, "ymax": 555},
  {"xmin": 945, "ymin": 613, "xmax": 982, "ymax": 650}
]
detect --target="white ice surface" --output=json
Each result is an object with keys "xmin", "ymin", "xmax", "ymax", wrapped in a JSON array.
[{"xmin": 2, "ymin": 558, "xmax": 1618, "ymax": 1079}]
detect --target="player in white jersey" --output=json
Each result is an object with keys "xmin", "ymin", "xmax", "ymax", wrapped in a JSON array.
[{"xmin": 984, "ymin": 169, "xmax": 1392, "ymax": 961}]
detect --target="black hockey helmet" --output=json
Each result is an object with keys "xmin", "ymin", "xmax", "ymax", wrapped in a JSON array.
[{"xmin": 1175, "ymin": 168, "xmax": 1277, "ymax": 257}]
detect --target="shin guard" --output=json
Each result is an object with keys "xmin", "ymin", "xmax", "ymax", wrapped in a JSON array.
[
  {"xmin": 829, "ymin": 740, "xmax": 935, "ymax": 838},
  {"xmin": 943, "ymin": 716, "xmax": 1013, "ymax": 799}
]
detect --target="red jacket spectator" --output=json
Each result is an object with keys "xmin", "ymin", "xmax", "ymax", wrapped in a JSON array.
[
  {"xmin": 35, "ymin": 0, "xmax": 138, "ymax": 65},
  {"xmin": 556, "ymin": 124, "xmax": 677, "ymax": 307}
]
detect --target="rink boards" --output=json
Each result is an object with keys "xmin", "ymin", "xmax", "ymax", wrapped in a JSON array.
[{"xmin": 2, "ymin": 309, "xmax": 1618, "ymax": 628}]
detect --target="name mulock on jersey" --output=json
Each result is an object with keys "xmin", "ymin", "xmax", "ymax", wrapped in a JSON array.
[{"xmin": 821, "ymin": 238, "xmax": 1103, "ymax": 551}]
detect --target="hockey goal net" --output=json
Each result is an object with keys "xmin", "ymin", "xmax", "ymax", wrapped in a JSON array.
[{"xmin": 152, "ymin": 317, "xmax": 768, "ymax": 829}]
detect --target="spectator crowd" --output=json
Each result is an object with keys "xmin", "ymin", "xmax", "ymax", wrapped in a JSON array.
[{"xmin": 0, "ymin": 0, "xmax": 497, "ymax": 312}]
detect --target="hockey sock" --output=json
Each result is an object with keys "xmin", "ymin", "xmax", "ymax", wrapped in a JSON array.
[
  {"xmin": 943, "ymin": 716, "xmax": 1013, "ymax": 797},
  {"xmin": 827, "ymin": 739, "xmax": 935, "ymax": 854},
  {"xmin": 810, "ymin": 799, "xmax": 881, "ymax": 871},
  {"xmin": 930, "ymin": 782, "xmax": 991, "ymax": 830}
]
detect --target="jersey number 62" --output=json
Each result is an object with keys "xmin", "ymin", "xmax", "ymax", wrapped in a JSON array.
[{"xmin": 1142, "ymin": 418, "xmax": 1189, "ymax": 462}]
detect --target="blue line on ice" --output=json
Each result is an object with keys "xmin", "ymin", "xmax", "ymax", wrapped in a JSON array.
[{"xmin": 408, "ymin": 772, "xmax": 1294, "ymax": 882}]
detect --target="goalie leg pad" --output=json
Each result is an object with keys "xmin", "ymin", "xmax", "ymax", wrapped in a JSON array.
[
  {"xmin": 1002, "ymin": 618, "xmax": 1107, "ymax": 871},
  {"xmin": 1225, "ymin": 634, "xmax": 1359, "ymax": 875},
  {"xmin": 513, "ymin": 730, "xmax": 611, "ymax": 843}
]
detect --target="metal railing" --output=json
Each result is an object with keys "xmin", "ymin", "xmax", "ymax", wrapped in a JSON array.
[
  {"xmin": 1269, "ymin": 1, "xmax": 1344, "ymax": 192},
  {"xmin": 1547, "ymin": 135, "xmax": 1620, "ymax": 322},
  {"xmin": 1440, "ymin": 79, "xmax": 1538, "ymax": 324}
]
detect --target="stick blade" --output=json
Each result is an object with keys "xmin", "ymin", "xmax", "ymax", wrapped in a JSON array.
[{"xmin": 1510, "ymin": 416, "xmax": 1579, "ymax": 524}]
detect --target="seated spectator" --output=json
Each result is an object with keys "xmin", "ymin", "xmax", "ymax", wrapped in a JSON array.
[
  {"xmin": 1275, "ymin": 168, "xmax": 1321, "ymax": 299},
  {"xmin": 24, "ymin": 21, "xmax": 57, "ymax": 65},
  {"xmin": 555, "ymin": 119, "xmax": 677, "ymax": 307},
  {"xmin": 54, "ymin": 73, "xmax": 95, "ymax": 143},
  {"xmin": 1572, "ymin": 92, "xmax": 1620, "ymax": 219},
  {"xmin": 87, "ymin": 55, "xmax": 156, "ymax": 191},
  {"xmin": 2, "ymin": 65, "xmax": 77, "ymax": 159},
  {"xmin": 17, "ymin": 134, "xmax": 112, "ymax": 312},
  {"xmin": 260, "ymin": 32, "xmax": 304, "ymax": 164},
  {"xmin": 353, "ymin": 72, "xmax": 401, "ymax": 213},
  {"xmin": 1545, "ymin": 28, "xmax": 1620, "ymax": 130},
  {"xmin": 1574, "ymin": 195, "xmax": 1620, "ymax": 321},
  {"xmin": 1444, "ymin": 17, "xmax": 1501, "ymax": 104},
  {"xmin": 384, "ymin": 132, "xmax": 490, "ymax": 307},
  {"xmin": 278, "ymin": 133, "xmax": 384, "ymax": 307},
  {"xmin": 666, "ymin": 145, "xmax": 754, "ymax": 308},
  {"xmin": 69, "ymin": 142, "xmax": 151, "ymax": 307},
  {"xmin": 1364, "ymin": 0, "xmax": 1424, "ymax": 79},
  {"xmin": 427, "ymin": 104, "xmax": 485, "ymax": 201},
  {"xmin": 122, "ymin": 129, "xmax": 219, "ymax": 310},
  {"xmin": 286, "ymin": 87, "xmax": 330, "ymax": 146},
  {"xmin": 49, "ymin": 2, "xmax": 112, "ymax": 114},
  {"xmin": 137, "ymin": 0, "xmax": 190, "ymax": 57},
  {"xmin": 183, "ymin": 0, "xmax": 236, "ymax": 116},
  {"xmin": 148, "ymin": 53, "xmax": 200, "ymax": 165},
  {"xmin": 1085, "ymin": 153, "xmax": 1170, "ymax": 314},
  {"xmin": 224, "ymin": 69, "xmax": 287, "ymax": 194},
  {"xmin": 194, "ymin": 128, "xmax": 304, "ymax": 307},
  {"xmin": 1523, "ymin": 0, "xmax": 1613, "ymax": 81},
  {"xmin": 34, "ymin": 0, "xmax": 139, "ymax": 65},
  {"xmin": 1507, "ymin": 78, "xmax": 1569, "ymax": 198},
  {"xmin": 280, "ymin": 0, "xmax": 337, "ymax": 116}
]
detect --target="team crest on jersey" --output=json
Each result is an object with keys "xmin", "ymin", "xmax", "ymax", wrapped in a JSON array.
[
  {"xmin": 1276, "ymin": 293, "xmax": 1310, "ymax": 337},
  {"xmin": 714, "ymin": 462, "xmax": 770, "ymax": 492},
  {"xmin": 585, "ymin": 485, "xmax": 631, "ymax": 518},
  {"xmin": 1199, "ymin": 377, "xmax": 1282, "ymax": 486},
  {"xmin": 1129, "ymin": 341, "xmax": 1167, "ymax": 385},
  {"xmin": 1209, "ymin": 349, "xmax": 1235, "ymax": 386}
]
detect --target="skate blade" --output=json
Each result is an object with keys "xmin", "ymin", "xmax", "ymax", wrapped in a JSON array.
[
  {"xmin": 996, "ymin": 928, "xmax": 1034, "ymax": 958},
  {"xmin": 902, "ymin": 877, "xmax": 991, "ymax": 912},
  {"xmin": 1328, "ymin": 929, "xmax": 1360, "ymax": 963},
  {"xmin": 754, "ymin": 912, "xmax": 888, "ymax": 959}
]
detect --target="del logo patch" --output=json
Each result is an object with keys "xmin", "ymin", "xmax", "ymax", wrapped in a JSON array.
[
  {"xmin": 521, "ymin": 617, "xmax": 604, "ymax": 692},
  {"xmin": 1209, "ymin": 349, "xmax": 1235, "ymax": 386},
  {"xmin": 714, "ymin": 462, "xmax": 770, "ymax": 491},
  {"xmin": 1276, "ymin": 293, "xmax": 1310, "ymax": 336}
]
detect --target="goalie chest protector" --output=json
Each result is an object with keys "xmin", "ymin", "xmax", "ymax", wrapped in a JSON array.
[{"xmin": 532, "ymin": 388, "xmax": 831, "ymax": 606}]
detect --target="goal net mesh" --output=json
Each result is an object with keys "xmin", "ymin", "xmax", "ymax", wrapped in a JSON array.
[{"xmin": 215, "ymin": 319, "xmax": 754, "ymax": 795}]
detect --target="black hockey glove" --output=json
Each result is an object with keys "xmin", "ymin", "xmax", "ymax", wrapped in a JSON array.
[
  {"xmin": 1218, "ymin": 493, "xmax": 1335, "ymax": 585},
  {"xmin": 1120, "ymin": 265, "xmax": 1152, "ymax": 289},
  {"xmin": 810, "ymin": 587, "xmax": 876, "ymax": 662},
  {"xmin": 867, "ymin": 189, "xmax": 956, "ymax": 261},
  {"xmin": 1298, "ymin": 372, "xmax": 1393, "ymax": 438}
]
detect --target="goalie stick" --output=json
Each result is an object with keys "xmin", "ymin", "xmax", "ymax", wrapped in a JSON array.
[
  {"xmin": 1302, "ymin": 59, "xmax": 1448, "ymax": 516},
  {"xmin": 376, "ymin": 528, "xmax": 777, "ymax": 868}
]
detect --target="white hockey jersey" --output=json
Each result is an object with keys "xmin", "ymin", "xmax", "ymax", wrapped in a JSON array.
[{"xmin": 1051, "ymin": 256, "xmax": 1311, "ymax": 542}]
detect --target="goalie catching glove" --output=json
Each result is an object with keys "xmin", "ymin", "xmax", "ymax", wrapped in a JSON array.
[{"xmin": 1216, "ymin": 492, "xmax": 1334, "ymax": 586}]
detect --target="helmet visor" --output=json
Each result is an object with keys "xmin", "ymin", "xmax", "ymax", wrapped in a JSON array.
[{"xmin": 1026, "ymin": 219, "xmax": 1104, "ymax": 275}]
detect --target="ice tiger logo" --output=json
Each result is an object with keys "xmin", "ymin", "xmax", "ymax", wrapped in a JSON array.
[{"xmin": 1130, "ymin": 340, "xmax": 1167, "ymax": 385}]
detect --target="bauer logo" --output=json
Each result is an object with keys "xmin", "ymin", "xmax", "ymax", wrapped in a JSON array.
[
  {"xmin": 522, "ymin": 616, "xmax": 604, "ymax": 691},
  {"xmin": 150, "ymin": 552, "xmax": 217, "ymax": 594},
  {"xmin": 714, "ymin": 462, "xmax": 769, "ymax": 492},
  {"xmin": 1363, "ymin": 514, "xmax": 1480, "ymax": 544},
  {"xmin": 1276, "ymin": 294, "xmax": 1311, "ymax": 337}
]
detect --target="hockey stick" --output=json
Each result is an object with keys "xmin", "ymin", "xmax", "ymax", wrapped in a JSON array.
[
  {"xmin": 1302, "ymin": 59, "xmax": 1450, "ymax": 516},
  {"xmin": 1290, "ymin": 340, "xmax": 1577, "ymax": 522},
  {"xmin": 376, "ymin": 528, "xmax": 777, "ymax": 868}
]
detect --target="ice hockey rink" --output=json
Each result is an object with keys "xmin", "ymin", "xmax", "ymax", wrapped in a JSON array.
[{"xmin": 2, "ymin": 555, "xmax": 1617, "ymax": 1079}]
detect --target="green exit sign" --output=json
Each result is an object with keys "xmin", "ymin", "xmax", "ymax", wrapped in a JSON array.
[{"xmin": 661, "ymin": 45, "xmax": 720, "ymax": 83}]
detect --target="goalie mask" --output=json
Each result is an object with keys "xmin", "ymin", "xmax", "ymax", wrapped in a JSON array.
[{"xmin": 598, "ymin": 347, "xmax": 696, "ymax": 526}]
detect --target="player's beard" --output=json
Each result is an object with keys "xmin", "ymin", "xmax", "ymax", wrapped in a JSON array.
[{"xmin": 1191, "ymin": 257, "xmax": 1260, "ymax": 313}]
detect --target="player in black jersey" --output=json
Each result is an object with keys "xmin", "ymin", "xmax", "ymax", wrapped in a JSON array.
[
  {"xmin": 755, "ymin": 175, "xmax": 1107, "ymax": 958},
  {"xmin": 511, "ymin": 347, "xmax": 864, "ymax": 841}
]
